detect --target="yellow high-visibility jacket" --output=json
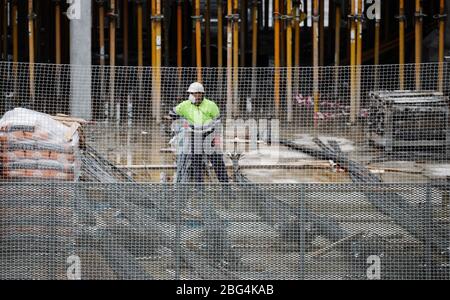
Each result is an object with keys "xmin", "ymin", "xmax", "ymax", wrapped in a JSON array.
[{"xmin": 175, "ymin": 98, "xmax": 220, "ymax": 126}]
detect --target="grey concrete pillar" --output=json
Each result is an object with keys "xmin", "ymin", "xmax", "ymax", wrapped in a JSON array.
[{"xmin": 69, "ymin": 0, "xmax": 92, "ymax": 120}]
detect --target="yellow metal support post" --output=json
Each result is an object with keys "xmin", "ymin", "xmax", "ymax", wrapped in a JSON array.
[
  {"xmin": 240, "ymin": 0, "xmax": 247, "ymax": 67},
  {"xmin": 334, "ymin": 3, "xmax": 341, "ymax": 97},
  {"xmin": 12, "ymin": 0, "xmax": 18, "ymax": 63},
  {"xmin": 12, "ymin": 0, "xmax": 18, "ymax": 102},
  {"xmin": 123, "ymin": 0, "xmax": 129, "ymax": 65},
  {"xmin": 217, "ymin": 1, "xmax": 223, "ymax": 101},
  {"xmin": 177, "ymin": 0, "xmax": 182, "ymax": 69},
  {"xmin": 294, "ymin": 1, "xmax": 301, "ymax": 68},
  {"xmin": 350, "ymin": 0, "xmax": 357, "ymax": 124},
  {"xmin": 250, "ymin": 0, "xmax": 258, "ymax": 112},
  {"xmin": 415, "ymin": 0, "xmax": 423, "ymax": 90},
  {"xmin": 250, "ymin": 0, "xmax": 258, "ymax": 88},
  {"xmin": 205, "ymin": 0, "xmax": 211, "ymax": 67},
  {"xmin": 374, "ymin": 9, "xmax": 380, "ymax": 90},
  {"xmin": 153, "ymin": 0, "xmax": 162, "ymax": 123},
  {"xmin": 319, "ymin": 0, "xmax": 324, "ymax": 66},
  {"xmin": 194, "ymin": 0, "xmax": 202, "ymax": 82},
  {"xmin": 109, "ymin": 0, "xmax": 117, "ymax": 120},
  {"xmin": 313, "ymin": 0, "xmax": 319, "ymax": 128},
  {"xmin": 217, "ymin": 1, "xmax": 223, "ymax": 68},
  {"xmin": 137, "ymin": 0, "xmax": 143, "ymax": 66},
  {"xmin": 274, "ymin": 0, "xmax": 280, "ymax": 119},
  {"xmin": 437, "ymin": 0, "xmax": 446, "ymax": 92},
  {"xmin": 374, "ymin": 21, "xmax": 380, "ymax": 66},
  {"xmin": 55, "ymin": 0, "xmax": 62, "ymax": 102},
  {"xmin": 286, "ymin": 0, "xmax": 293, "ymax": 122},
  {"xmin": 28, "ymin": 0, "xmax": 36, "ymax": 102},
  {"xmin": 399, "ymin": 0, "xmax": 405, "ymax": 90},
  {"xmin": 226, "ymin": 0, "xmax": 233, "ymax": 118},
  {"xmin": 1, "ymin": 0, "xmax": 7, "ymax": 60},
  {"xmin": 55, "ymin": 0, "xmax": 61, "ymax": 64},
  {"xmin": 356, "ymin": 0, "xmax": 363, "ymax": 122},
  {"xmin": 232, "ymin": 0, "xmax": 239, "ymax": 116},
  {"xmin": 98, "ymin": 1, "xmax": 106, "ymax": 65}
]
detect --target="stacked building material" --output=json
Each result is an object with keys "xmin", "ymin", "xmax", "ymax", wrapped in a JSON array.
[
  {"xmin": 368, "ymin": 91, "xmax": 450, "ymax": 154},
  {"xmin": 0, "ymin": 108, "xmax": 81, "ymax": 279},
  {"xmin": 0, "ymin": 108, "xmax": 81, "ymax": 182}
]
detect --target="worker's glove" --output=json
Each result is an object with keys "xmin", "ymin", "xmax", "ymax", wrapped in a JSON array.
[{"xmin": 167, "ymin": 109, "xmax": 179, "ymax": 120}]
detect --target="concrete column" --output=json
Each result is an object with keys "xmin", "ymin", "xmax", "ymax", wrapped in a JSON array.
[{"xmin": 69, "ymin": 0, "xmax": 92, "ymax": 120}]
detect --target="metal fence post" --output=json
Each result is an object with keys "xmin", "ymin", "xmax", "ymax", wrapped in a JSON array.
[
  {"xmin": 50, "ymin": 182, "xmax": 57, "ymax": 280},
  {"xmin": 174, "ymin": 184, "xmax": 182, "ymax": 280},
  {"xmin": 425, "ymin": 183, "xmax": 433, "ymax": 280},
  {"xmin": 298, "ymin": 184, "xmax": 306, "ymax": 280}
]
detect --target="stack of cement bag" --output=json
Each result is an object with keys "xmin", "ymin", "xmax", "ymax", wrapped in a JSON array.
[{"xmin": 0, "ymin": 108, "xmax": 81, "ymax": 182}]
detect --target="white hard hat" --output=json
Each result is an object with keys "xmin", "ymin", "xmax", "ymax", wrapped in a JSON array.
[{"xmin": 187, "ymin": 82, "xmax": 205, "ymax": 94}]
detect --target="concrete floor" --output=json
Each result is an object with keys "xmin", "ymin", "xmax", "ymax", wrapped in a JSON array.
[{"xmin": 84, "ymin": 123, "xmax": 450, "ymax": 184}]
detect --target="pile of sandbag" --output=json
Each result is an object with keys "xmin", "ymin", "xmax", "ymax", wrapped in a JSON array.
[{"xmin": 0, "ymin": 108, "xmax": 81, "ymax": 181}]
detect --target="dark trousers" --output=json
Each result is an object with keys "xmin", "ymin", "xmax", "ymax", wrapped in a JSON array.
[{"xmin": 190, "ymin": 154, "xmax": 229, "ymax": 184}]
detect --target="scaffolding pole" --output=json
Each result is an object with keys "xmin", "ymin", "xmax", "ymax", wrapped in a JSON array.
[
  {"xmin": 274, "ymin": 0, "xmax": 280, "ymax": 119},
  {"xmin": 194, "ymin": 0, "xmax": 202, "ymax": 82},
  {"xmin": 286, "ymin": 0, "xmax": 293, "ymax": 122},
  {"xmin": 374, "ymin": 13, "xmax": 380, "ymax": 90},
  {"xmin": 153, "ymin": 0, "xmax": 162, "ymax": 123},
  {"xmin": 398, "ymin": 0, "xmax": 405, "ymax": 90},
  {"xmin": 349, "ymin": 0, "xmax": 357, "ymax": 124},
  {"xmin": 226, "ymin": 0, "xmax": 233, "ymax": 119},
  {"xmin": 232, "ymin": 0, "xmax": 239, "ymax": 116},
  {"xmin": 12, "ymin": 0, "xmax": 17, "ymax": 63},
  {"xmin": 109, "ymin": 0, "xmax": 117, "ymax": 121},
  {"xmin": 55, "ymin": 0, "xmax": 62, "ymax": 103},
  {"xmin": 334, "ymin": 3, "xmax": 341, "ymax": 98},
  {"xmin": 123, "ymin": 0, "xmax": 129, "ymax": 65},
  {"xmin": 217, "ymin": 1, "xmax": 223, "ymax": 68},
  {"xmin": 98, "ymin": 1, "xmax": 106, "ymax": 66},
  {"xmin": 1, "ymin": 0, "xmax": 7, "ymax": 61},
  {"xmin": 313, "ymin": 0, "xmax": 319, "ymax": 128},
  {"xmin": 137, "ymin": 0, "xmax": 143, "ymax": 66},
  {"xmin": 415, "ymin": 0, "xmax": 423, "ymax": 90},
  {"xmin": 28, "ymin": 0, "xmax": 36, "ymax": 103},
  {"xmin": 55, "ymin": 0, "xmax": 61, "ymax": 64},
  {"xmin": 319, "ymin": 0, "xmax": 325, "ymax": 66},
  {"xmin": 250, "ymin": 0, "xmax": 258, "ymax": 105},
  {"xmin": 205, "ymin": 0, "xmax": 211, "ymax": 67},
  {"xmin": 356, "ymin": 0, "xmax": 363, "ymax": 122},
  {"xmin": 176, "ymin": 0, "xmax": 182, "ymax": 70},
  {"xmin": 437, "ymin": 0, "xmax": 446, "ymax": 92},
  {"xmin": 294, "ymin": 1, "xmax": 302, "ymax": 94},
  {"xmin": 136, "ymin": 0, "xmax": 143, "ymax": 122},
  {"xmin": 217, "ymin": 1, "xmax": 223, "ymax": 100},
  {"xmin": 240, "ymin": 0, "xmax": 247, "ymax": 67},
  {"xmin": 12, "ymin": 0, "xmax": 18, "ymax": 103}
]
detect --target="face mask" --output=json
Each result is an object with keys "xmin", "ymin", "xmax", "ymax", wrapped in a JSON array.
[{"xmin": 189, "ymin": 94, "xmax": 200, "ymax": 104}]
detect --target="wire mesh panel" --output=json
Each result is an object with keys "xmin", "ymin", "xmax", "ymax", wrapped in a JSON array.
[
  {"xmin": 1, "ymin": 61, "xmax": 449, "ymax": 184},
  {"xmin": 0, "ymin": 61, "xmax": 450, "ymax": 279},
  {"xmin": 0, "ymin": 182, "xmax": 448, "ymax": 280}
]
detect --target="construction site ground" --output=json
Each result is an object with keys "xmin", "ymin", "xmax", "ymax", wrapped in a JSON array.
[{"xmin": 85, "ymin": 122, "xmax": 450, "ymax": 184}]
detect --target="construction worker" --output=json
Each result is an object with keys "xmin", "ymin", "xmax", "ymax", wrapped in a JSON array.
[{"xmin": 171, "ymin": 82, "xmax": 230, "ymax": 185}]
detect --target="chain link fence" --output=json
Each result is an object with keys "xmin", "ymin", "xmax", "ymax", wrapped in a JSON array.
[
  {"xmin": 0, "ymin": 61, "xmax": 450, "ymax": 280},
  {"xmin": 1, "ymin": 61, "xmax": 449, "ymax": 184},
  {"xmin": 0, "ymin": 182, "xmax": 449, "ymax": 280}
]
